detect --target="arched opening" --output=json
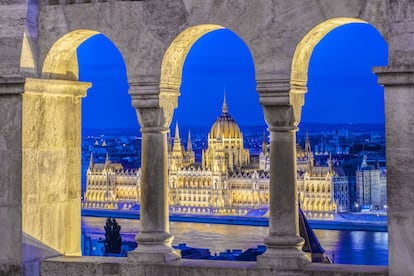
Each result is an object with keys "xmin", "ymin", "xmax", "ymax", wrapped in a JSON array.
[
  {"xmin": 291, "ymin": 17, "xmax": 388, "ymax": 265},
  {"xmin": 42, "ymin": 29, "xmax": 100, "ymax": 80},
  {"xmin": 22, "ymin": 29, "xmax": 130, "ymax": 265},
  {"xmin": 129, "ymin": 24, "xmax": 260, "ymax": 261},
  {"xmin": 165, "ymin": 25, "xmax": 258, "ymax": 207},
  {"xmin": 76, "ymin": 33, "xmax": 138, "ymax": 205},
  {"xmin": 291, "ymin": 18, "xmax": 367, "ymax": 124}
]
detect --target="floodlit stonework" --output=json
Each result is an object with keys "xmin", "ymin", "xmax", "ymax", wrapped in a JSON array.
[
  {"xmin": 83, "ymin": 153, "xmax": 141, "ymax": 209},
  {"xmin": 82, "ymin": 100, "xmax": 349, "ymax": 218},
  {"xmin": 22, "ymin": 77, "xmax": 89, "ymax": 263},
  {"xmin": 0, "ymin": 0, "xmax": 413, "ymax": 275}
]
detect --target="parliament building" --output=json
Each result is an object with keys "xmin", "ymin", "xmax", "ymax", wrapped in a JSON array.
[{"xmin": 83, "ymin": 96, "xmax": 349, "ymax": 219}]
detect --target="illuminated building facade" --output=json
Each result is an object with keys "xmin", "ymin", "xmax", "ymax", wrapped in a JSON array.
[
  {"xmin": 169, "ymin": 96, "xmax": 254, "ymax": 214},
  {"xmin": 82, "ymin": 97, "xmax": 264, "ymax": 215},
  {"xmin": 2, "ymin": 1, "xmax": 412, "ymax": 274},
  {"xmin": 356, "ymin": 155, "xmax": 387, "ymax": 210},
  {"xmin": 261, "ymin": 134, "xmax": 350, "ymax": 218},
  {"xmin": 202, "ymin": 95, "xmax": 250, "ymax": 171},
  {"xmin": 82, "ymin": 97, "xmax": 349, "ymax": 218},
  {"xmin": 83, "ymin": 153, "xmax": 141, "ymax": 209}
]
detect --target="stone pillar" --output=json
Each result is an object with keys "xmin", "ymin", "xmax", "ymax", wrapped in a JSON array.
[
  {"xmin": 22, "ymin": 78, "xmax": 90, "ymax": 274},
  {"xmin": 127, "ymin": 81, "xmax": 180, "ymax": 263},
  {"xmin": 0, "ymin": 77, "xmax": 24, "ymax": 275},
  {"xmin": 256, "ymin": 79, "xmax": 309, "ymax": 269},
  {"xmin": 375, "ymin": 67, "xmax": 414, "ymax": 275}
]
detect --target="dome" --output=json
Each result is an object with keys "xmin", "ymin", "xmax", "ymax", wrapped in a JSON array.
[{"xmin": 210, "ymin": 95, "xmax": 242, "ymax": 139}]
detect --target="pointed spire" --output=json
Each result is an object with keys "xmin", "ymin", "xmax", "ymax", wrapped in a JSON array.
[
  {"xmin": 261, "ymin": 129, "xmax": 267, "ymax": 154},
  {"xmin": 328, "ymin": 153, "xmax": 333, "ymax": 175},
  {"xmin": 305, "ymin": 131, "xmax": 314, "ymax": 172},
  {"xmin": 305, "ymin": 130, "xmax": 311, "ymax": 154},
  {"xmin": 187, "ymin": 130, "xmax": 193, "ymax": 152},
  {"xmin": 89, "ymin": 151, "xmax": 94, "ymax": 169},
  {"xmin": 174, "ymin": 121, "xmax": 181, "ymax": 141},
  {"xmin": 173, "ymin": 121, "xmax": 183, "ymax": 152},
  {"xmin": 105, "ymin": 151, "xmax": 110, "ymax": 166},
  {"xmin": 222, "ymin": 90, "xmax": 228, "ymax": 114}
]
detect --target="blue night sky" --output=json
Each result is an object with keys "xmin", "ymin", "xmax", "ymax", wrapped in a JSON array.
[{"xmin": 77, "ymin": 22, "xmax": 387, "ymax": 131}]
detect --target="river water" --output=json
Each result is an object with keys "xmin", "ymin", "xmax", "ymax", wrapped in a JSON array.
[{"xmin": 82, "ymin": 216, "xmax": 388, "ymax": 266}]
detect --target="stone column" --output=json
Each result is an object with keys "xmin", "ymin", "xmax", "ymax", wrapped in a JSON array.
[
  {"xmin": 256, "ymin": 79, "xmax": 309, "ymax": 269},
  {"xmin": 127, "ymin": 81, "xmax": 180, "ymax": 263},
  {"xmin": 0, "ymin": 77, "xmax": 24, "ymax": 275},
  {"xmin": 375, "ymin": 67, "xmax": 414, "ymax": 275},
  {"xmin": 22, "ymin": 78, "xmax": 90, "ymax": 274}
]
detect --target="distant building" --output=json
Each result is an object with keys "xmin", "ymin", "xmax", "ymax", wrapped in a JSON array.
[
  {"xmin": 260, "ymin": 133, "xmax": 350, "ymax": 218},
  {"xmin": 83, "ymin": 152, "xmax": 141, "ymax": 209},
  {"xmin": 168, "ymin": 95, "xmax": 260, "ymax": 215},
  {"xmin": 356, "ymin": 155, "xmax": 387, "ymax": 210},
  {"xmin": 82, "ymin": 95, "xmax": 349, "ymax": 219}
]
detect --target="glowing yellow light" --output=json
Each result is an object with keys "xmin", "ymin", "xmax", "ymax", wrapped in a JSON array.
[
  {"xmin": 22, "ymin": 29, "xmax": 97, "ymax": 257},
  {"xmin": 160, "ymin": 24, "xmax": 225, "ymax": 90},
  {"xmin": 20, "ymin": 31, "xmax": 36, "ymax": 73},
  {"xmin": 290, "ymin": 17, "xmax": 368, "ymax": 125},
  {"xmin": 291, "ymin": 17, "xmax": 367, "ymax": 86},
  {"xmin": 42, "ymin": 29, "xmax": 100, "ymax": 80}
]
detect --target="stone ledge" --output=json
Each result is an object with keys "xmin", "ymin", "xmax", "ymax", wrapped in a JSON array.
[
  {"xmin": 374, "ymin": 66, "xmax": 414, "ymax": 86},
  {"xmin": 41, "ymin": 256, "xmax": 388, "ymax": 276},
  {"xmin": 0, "ymin": 77, "xmax": 25, "ymax": 95}
]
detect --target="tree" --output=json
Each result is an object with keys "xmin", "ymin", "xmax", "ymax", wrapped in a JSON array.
[{"xmin": 104, "ymin": 217, "xmax": 122, "ymax": 254}]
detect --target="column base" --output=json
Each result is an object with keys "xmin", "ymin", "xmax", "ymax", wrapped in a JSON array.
[
  {"xmin": 127, "ymin": 244, "xmax": 181, "ymax": 264},
  {"xmin": 257, "ymin": 247, "xmax": 310, "ymax": 270}
]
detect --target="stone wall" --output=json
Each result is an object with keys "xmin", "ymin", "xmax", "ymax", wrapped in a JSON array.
[
  {"xmin": 37, "ymin": 2, "xmax": 145, "ymax": 83},
  {"xmin": 0, "ymin": 79, "xmax": 24, "ymax": 275},
  {"xmin": 0, "ymin": 3, "xmax": 27, "ymax": 78},
  {"xmin": 41, "ymin": 256, "xmax": 388, "ymax": 276},
  {"xmin": 32, "ymin": 0, "xmax": 389, "ymax": 83}
]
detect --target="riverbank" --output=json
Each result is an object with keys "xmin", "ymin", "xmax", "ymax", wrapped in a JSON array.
[{"xmin": 81, "ymin": 209, "xmax": 387, "ymax": 232}]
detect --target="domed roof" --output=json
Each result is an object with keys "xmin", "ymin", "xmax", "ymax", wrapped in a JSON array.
[{"xmin": 210, "ymin": 95, "xmax": 242, "ymax": 139}]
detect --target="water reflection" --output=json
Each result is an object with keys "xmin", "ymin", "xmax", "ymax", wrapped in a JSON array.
[
  {"xmin": 314, "ymin": 229, "xmax": 388, "ymax": 265},
  {"xmin": 171, "ymin": 221, "xmax": 268, "ymax": 253},
  {"xmin": 82, "ymin": 217, "xmax": 388, "ymax": 265}
]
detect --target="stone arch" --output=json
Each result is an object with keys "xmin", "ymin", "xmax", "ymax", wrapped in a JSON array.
[
  {"xmin": 22, "ymin": 28, "xmax": 129, "ymax": 260},
  {"xmin": 160, "ymin": 24, "xmax": 224, "ymax": 92},
  {"xmin": 289, "ymin": 17, "xmax": 385, "ymax": 125},
  {"xmin": 159, "ymin": 24, "xmax": 257, "ymax": 127},
  {"xmin": 291, "ymin": 18, "xmax": 367, "ymax": 87},
  {"xmin": 42, "ymin": 29, "xmax": 100, "ymax": 80}
]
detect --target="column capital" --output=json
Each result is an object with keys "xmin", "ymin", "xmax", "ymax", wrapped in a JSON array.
[
  {"xmin": 24, "ymin": 78, "xmax": 90, "ymax": 98},
  {"xmin": 256, "ymin": 78, "xmax": 291, "ymax": 106},
  {"xmin": 256, "ymin": 78, "xmax": 305, "ymax": 128},
  {"xmin": 374, "ymin": 66, "xmax": 414, "ymax": 87},
  {"xmin": 129, "ymin": 81, "xmax": 180, "ymax": 131}
]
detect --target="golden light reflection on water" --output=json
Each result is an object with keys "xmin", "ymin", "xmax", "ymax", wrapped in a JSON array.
[
  {"xmin": 82, "ymin": 217, "xmax": 267, "ymax": 253},
  {"xmin": 170, "ymin": 221, "xmax": 268, "ymax": 254},
  {"xmin": 82, "ymin": 217, "xmax": 388, "ymax": 264}
]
